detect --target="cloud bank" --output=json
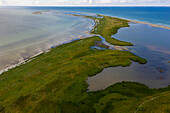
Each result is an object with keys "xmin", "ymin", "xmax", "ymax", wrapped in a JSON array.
[{"xmin": 1, "ymin": 0, "xmax": 170, "ymax": 6}]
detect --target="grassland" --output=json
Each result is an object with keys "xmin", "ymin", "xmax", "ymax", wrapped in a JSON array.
[
  {"xmin": 0, "ymin": 14, "xmax": 169, "ymax": 113},
  {"xmin": 70, "ymin": 14, "xmax": 133, "ymax": 46}
]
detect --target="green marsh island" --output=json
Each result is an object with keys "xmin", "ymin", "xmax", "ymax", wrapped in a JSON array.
[{"xmin": 0, "ymin": 13, "xmax": 170, "ymax": 113}]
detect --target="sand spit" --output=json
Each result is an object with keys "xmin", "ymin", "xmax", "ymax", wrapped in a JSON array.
[
  {"xmin": 33, "ymin": 10, "xmax": 170, "ymax": 30},
  {"xmin": 128, "ymin": 20, "xmax": 170, "ymax": 30}
]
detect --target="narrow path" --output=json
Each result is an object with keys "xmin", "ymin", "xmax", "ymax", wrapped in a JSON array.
[{"xmin": 134, "ymin": 91, "xmax": 170, "ymax": 113}]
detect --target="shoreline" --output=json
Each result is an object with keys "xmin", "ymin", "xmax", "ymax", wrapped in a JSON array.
[
  {"xmin": 1, "ymin": 11, "xmax": 170, "ymax": 112},
  {"xmin": 0, "ymin": 35, "xmax": 91, "ymax": 75},
  {"xmin": 0, "ymin": 12, "xmax": 169, "ymax": 75},
  {"xmin": 0, "ymin": 25, "xmax": 94, "ymax": 76},
  {"xmin": 37, "ymin": 11, "xmax": 170, "ymax": 30},
  {"xmin": 127, "ymin": 19, "xmax": 170, "ymax": 30},
  {"xmin": 0, "ymin": 51, "xmax": 44, "ymax": 75},
  {"xmin": 97, "ymin": 14, "xmax": 170, "ymax": 30},
  {"xmin": 0, "ymin": 12, "xmax": 95, "ymax": 75}
]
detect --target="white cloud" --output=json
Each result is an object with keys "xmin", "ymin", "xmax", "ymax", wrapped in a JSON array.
[
  {"xmin": 1, "ymin": 0, "xmax": 170, "ymax": 6},
  {"xmin": 95, "ymin": 0, "xmax": 169, "ymax": 5},
  {"xmin": 97, "ymin": 0, "xmax": 113, "ymax": 4},
  {"xmin": 89, "ymin": 0, "xmax": 92, "ymax": 4}
]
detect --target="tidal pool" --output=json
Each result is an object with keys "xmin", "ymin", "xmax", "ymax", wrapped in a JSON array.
[{"xmin": 87, "ymin": 23, "xmax": 170, "ymax": 91}]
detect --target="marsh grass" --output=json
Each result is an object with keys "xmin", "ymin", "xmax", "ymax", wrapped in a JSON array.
[{"xmin": 0, "ymin": 14, "xmax": 169, "ymax": 113}]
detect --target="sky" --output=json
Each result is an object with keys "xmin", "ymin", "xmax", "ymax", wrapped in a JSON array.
[{"xmin": 0, "ymin": 0, "xmax": 170, "ymax": 6}]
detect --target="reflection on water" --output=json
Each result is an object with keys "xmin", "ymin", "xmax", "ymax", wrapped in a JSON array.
[
  {"xmin": 87, "ymin": 23, "xmax": 170, "ymax": 91},
  {"xmin": 88, "ymin": 62, "xmax": 170, "ymax": 91},
  {"xmin": 0, "ymin": 8, "xmax": 93, "ymax": 71}
]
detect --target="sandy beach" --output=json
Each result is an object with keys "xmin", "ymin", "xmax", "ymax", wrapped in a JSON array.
[{"xmin": 127, "ymin": 19, "xmax": 170, "ymax": 30}]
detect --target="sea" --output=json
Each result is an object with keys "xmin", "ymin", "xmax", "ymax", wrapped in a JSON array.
[
  {"xmin": 0, "ymin": 7, "xmax": 93, "ymax": 71},
  {"xmin": 27, "ymin": 6, "xmax": 170, "ymax": 27},
  {"xmin": 0, "ymin": 6, "xmax": 170, "ymax": 90}
]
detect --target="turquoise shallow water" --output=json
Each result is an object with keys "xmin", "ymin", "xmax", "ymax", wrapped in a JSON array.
[
  {"xmin": 27, "ymin": 6, "xmax": 170, "ymax": 27},
  {"xmin": 0, "ymin": 7, "xmax": 93, "ymax": 70},
  {"xmin": 0, "ymin": 7, "xmax": 170, "ymax": 90}
]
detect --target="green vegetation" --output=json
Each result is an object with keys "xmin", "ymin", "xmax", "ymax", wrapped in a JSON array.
[
  {"xmin": 98, "ymin": 44, "xmax": 109, "ymax": 49},
  {"xmin": 135, "ymin": 91, "xmax": 170, "ymax": 113},
  {"xmin": 0, "ymin": 36, "xmax": 146, "ymax": 112},
  {"xmin": 0, "ymin": 14, "xmax": 169, "ymax": 113},
  {"xmin": 71, "ymin": 14, "xmax": 133, "ymax": 46},
  {"xmin": 92, "ymin": 15, "xmax": 133, "ymax": 46},
  {"xmin": 94, "ymin": 41, "xmax": 109, "ymax": 49},
  {"xmin": 0, "ymin": 36, "xmax": 169, "ymax": 113}
]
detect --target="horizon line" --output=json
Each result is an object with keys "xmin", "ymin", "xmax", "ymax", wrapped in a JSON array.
[{"xmin": 1, "ymin": 5, "xmax": 170, "ymax": 7}]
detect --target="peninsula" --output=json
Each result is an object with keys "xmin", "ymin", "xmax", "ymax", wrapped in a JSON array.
[{"xmin": 0, "ymin": 12, "xmax": 169, "ymax": 113}]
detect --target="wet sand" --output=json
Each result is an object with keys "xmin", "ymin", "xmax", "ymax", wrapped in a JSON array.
[
  {"xmin": 127, "ymin": 19, "xmax": 170, "ymax": 30},
  {"xmin": 0, "ymin": 51, "xmax": 44, "ymax": 75},
  {"xmin": 97, "ymin": 14, "xmax": 170, "ymax": 30}
]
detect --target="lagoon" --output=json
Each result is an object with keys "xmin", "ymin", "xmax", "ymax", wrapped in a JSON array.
[
  {"xmin": 0, "ymin": 7, "xmax": 170, "ymax": 91},
  {"xmin": 87, "ymin": 23, "xmax": 170, "ymax": 91}
]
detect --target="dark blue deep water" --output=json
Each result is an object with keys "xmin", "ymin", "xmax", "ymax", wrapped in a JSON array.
[{"xmin": 26, "ymin": 6, "xmax": 170, "ymax": 27}]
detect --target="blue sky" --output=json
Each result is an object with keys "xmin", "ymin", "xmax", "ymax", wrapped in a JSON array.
[{"xmin": 0, "ymin": 0, "xmax": 170, "ymax": 6}]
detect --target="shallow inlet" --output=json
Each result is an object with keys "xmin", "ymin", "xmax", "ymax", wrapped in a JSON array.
[{"xmin": 87, "ymin": 23, "xmax": 170, "ymax": 91}]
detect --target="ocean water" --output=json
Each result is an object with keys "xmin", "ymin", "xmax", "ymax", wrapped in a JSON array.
[
  {"xmin": 0, "ymin": 6, "xmax": 170, "ymax": 90},
  {"xmin": 0, "ymin": 7, "xmax": 93, "ymax": 71},
  {"xmin": 27, "ymin": 6, "xmax": 170, "ymax": 27}
]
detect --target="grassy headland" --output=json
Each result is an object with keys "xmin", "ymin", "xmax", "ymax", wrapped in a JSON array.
[
  {"xmin": 70, "ymin": 14, "xmax": 133, "ymax": 46},
  {"xmin": 0, "ymin": 13, "xmax": 169, "ymax": 113},
  {"xmin": 0, "ymin": 36, "xmax": 147, "ymax": 112}
]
